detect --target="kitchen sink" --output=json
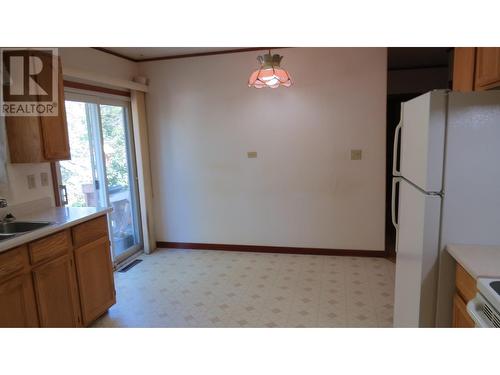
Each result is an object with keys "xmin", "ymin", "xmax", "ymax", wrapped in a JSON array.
[
  {"xmin": 0, "ymin": 221, "xmax": 52, "ymax": 234},
  {"xmin": 0, "ymin": 233, "xmax": 17, "ymax": 241}
]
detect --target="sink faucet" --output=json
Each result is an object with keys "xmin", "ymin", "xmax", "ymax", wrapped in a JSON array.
[{"xmin": 2, "ymin": 213, "xmax": 15, "ymax": 222}]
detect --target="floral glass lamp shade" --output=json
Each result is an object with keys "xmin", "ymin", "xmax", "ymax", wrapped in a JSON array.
[{"xmin": 248, "ymin": 50, "xmax": 292, "ymax": 88}]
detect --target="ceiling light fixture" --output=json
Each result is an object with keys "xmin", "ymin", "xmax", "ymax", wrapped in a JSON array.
[{"xmin": 248, "ymin": 49, "xmax": 292, "ymax": 89}]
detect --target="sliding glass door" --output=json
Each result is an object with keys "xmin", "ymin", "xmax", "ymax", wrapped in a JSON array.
[{"xmin": 59, "ymin": 92, "xmax": 142, "ymax": 265}]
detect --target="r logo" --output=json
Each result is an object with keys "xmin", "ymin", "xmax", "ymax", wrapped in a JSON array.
[
  {"xmin": 2, "ymin": 49, "xmax": 53, "ymax": 101},
  {"xmin": 1, "ymin": 48, "xmax": 58, "ymax": 116}
]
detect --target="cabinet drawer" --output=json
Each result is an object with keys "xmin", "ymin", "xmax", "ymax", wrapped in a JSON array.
[
  {"xmin": 72, "ymin": 215, "xmax": 108, "ymax": 248},
  {"xmin": 456, "ymin": 263, "xmax": 476, "ymax": 303},
  {"xmin": 0, "ymin": 246, "xmax": 29, "ymax": 282},
  {"xmin": 29, "ymin": 230, "xmax": 71, "ymax": 265}
]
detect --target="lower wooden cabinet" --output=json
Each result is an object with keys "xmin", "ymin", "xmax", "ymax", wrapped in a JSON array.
[
  {"xmin": 74, "ymin": 237, "xmax": 116, "ymax": 326},
  {"xmin": 32, "ymin": 254, "xmax": 82, "ymax": 327},
  {"xmin": 0, "ymin": 274, "xmax": 39, "ymax": 327},
  {"xmin": 452, "ymin": 264, "xmax": 476, "ymax": 328},
  {"xmin": 452, "ymin": 293, "xmax": 475, "ymax": 328},
  {"xmin": 0, "ymin": 214, "xmax": 114, "ymax": 328}
]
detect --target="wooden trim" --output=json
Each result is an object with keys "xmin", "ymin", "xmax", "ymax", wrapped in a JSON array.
[
  {"xmin": 92, "ymin": 47, "xmax": 138, "ymax": 62},
  {"xmin": 50, "ymin": 162, "xmax": 61, "ymax": 207},
  {"xmin": 64, "ymin": 80, "xmax": 131, "ymax": 97},
  {"xmin": 93, "ymin": 47, "xmax": 288, "ymax": 63},
  {"xmin": 157, "ymin": 242, "xmax": 386, "ymax": 257}
]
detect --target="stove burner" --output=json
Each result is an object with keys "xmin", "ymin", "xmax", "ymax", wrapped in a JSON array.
[{"xmin": 490, "ymin": 281, "xmax": 500, "ymax": 295}]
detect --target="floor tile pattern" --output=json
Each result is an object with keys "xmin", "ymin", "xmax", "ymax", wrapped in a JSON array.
[{"xmin": 92, "ymin": 249, "xmax": 395, "ymax": 328}]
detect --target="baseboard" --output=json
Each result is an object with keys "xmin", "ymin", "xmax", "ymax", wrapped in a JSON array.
[{"xmin": 156, "ymin": 241, "xmax": 386, "ymax": 257}]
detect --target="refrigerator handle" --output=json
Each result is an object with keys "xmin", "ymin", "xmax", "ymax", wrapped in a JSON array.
[
  {"xmin": 392, "ymin": 121, "xmax": 402, "ymax": 176},
  {"xmin": 391, "ymin": 177, "xmax": 400, "ymax": 234}
]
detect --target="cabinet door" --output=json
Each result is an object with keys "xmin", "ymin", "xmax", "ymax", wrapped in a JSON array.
[
  {"xmin": 37, "ymin": 54, "xmax": 71, "ymax": 160},
  {"xmin": 0, "ymin": 274, "xmax": 39, "ymax": 327},
  {"xmin": 32, "ymin": 255, "xmax": 82, "ymax": 327},
  {"xmin": 475, "ymin": 47, "xmax": 500, "ymax": 89},
  {"xmin": 452, "ymin": 293, "xmax": 475, "ymax": 328},
  {"xmin": 453, "ymin": 47, "xmax": 476, "ymax": 91},
  {"xmin": 5, "ymin": 115, "xmax": 47, "ymax": 163},
  {"xmin": 74, "ymin": 237, "xmax": 115, "ymax": 326}
]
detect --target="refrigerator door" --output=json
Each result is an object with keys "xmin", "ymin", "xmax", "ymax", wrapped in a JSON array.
[
  {"xmin": 435, "ymin": 90, "xmax": 500, "ymax": 327},
  {"xmin": 393, "ymin": 177, "xmax": 441, "ymax": 327},
  {"xmin": 398, "ymin": 90, "xmax": 447, "ymax": 192}
]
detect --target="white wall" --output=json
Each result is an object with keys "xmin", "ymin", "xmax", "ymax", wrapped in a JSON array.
[
  {"xmin": 140, "ymin": 48, "xmax": 387, "ymax": 251},
  {"xmin": 59, "ymin": 47, "xmax": 139, "ymax": 82},
  {"xmin": 0, "ymin": 48, "xmax": 138, "ymax": 208}
]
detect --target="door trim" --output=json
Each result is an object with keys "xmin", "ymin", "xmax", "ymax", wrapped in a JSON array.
[{"xmin": 50, "ymin": 162, "xmax": 62, "ymax": 207}]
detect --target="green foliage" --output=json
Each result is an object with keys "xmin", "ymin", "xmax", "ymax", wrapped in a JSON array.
[
  {"xmin": 60, "ymin": 101, "xmax": 130, "ymax": 207},
  {"xmin": 100, "ymin": 105, "xmax": 129, "ymax": 189}
]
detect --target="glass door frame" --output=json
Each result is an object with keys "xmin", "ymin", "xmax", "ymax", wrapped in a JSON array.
[{"xmin": 61, "ymin": 89, "xmax": 143, "ymax": 265}]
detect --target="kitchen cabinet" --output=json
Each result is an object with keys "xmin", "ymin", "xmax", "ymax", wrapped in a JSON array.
[
  {"xmin": 475, "ymin": 48, "xmax": 500, "ymax": 90},
  {"xmin": 452, "ymin": 264, "xmax": 476, "ymax": 328},
  {"xmin": 0, "ymin": 214, "xmax": 114, "ymax": 327},
  {"xmin": 0, "ymin": 274, "xmax": 39, "ymax": 327},
  {"xmin": 5, "ymin": 53, "xmax": 71, "ymax": 163},
  {"xmin": 73, "ymin": 217, "xmax": 115, "ymax": 326},
  {"xmin": 452, "ymin": 293, "xmax": 475, "ymax": 328},
  {"xmin": 0, "ymin": 245, "xmax": 38, "ymax": 327},
  {"xmin": 32, "ymin": 253, "xmax": 82, "ymax": 327},
  {"xmin": 453, "ymin": 47, "xmax": 500, "ymax": 91},
  {"xmin": 452, "ymin": 47, "xmax": 476, "ymax": 91}
]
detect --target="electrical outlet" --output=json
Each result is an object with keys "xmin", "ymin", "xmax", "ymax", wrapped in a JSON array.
[
  {"xmin": 247, "ymin": 151, "xmax": 258, "ymax": 158},
  {"xmin": 27, "ymin": 174, "xmax": 36, "ymax": 189},
  {"xmin": 40, "ymin": 172, "xmax": 49, "ymax": 186},
  {"xmin": 351, "ymin": 149, "xmax": 362, "ymax": 160}
]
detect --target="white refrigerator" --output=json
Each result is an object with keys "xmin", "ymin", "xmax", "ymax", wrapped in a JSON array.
[{"xmin": 392, "ymin": 90, "xmax": 500, "ymax": 327}]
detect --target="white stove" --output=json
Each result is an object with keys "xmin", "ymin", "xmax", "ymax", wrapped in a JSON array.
[{"xmin": 467, "ymin": 278, "xmax": 500, "ymax": 328}]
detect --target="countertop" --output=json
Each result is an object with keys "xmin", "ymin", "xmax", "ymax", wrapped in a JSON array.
[
  {"xmin": 0, "ymin": 206, "xmax": 111, "ymax": 254},
  {"xmin": 447, "ymin": 243, "xmax": 500, "ymax": 279}
]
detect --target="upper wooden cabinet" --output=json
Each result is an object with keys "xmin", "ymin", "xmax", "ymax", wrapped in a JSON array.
[
  {"xmin": 5, "ymin": 53, "xmax": 70, "ymax": 163},
  {"xmin": 475, "ymin": 48, "xmax": 500, "ymax": 89},
  {"xmin": 453, "ymin": 47, "xmax": 500, "ymax": 91}
]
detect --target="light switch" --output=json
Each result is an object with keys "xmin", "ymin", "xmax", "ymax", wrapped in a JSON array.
[
  {"xmin": 40, "ymin": 172, "xmax": 49, "ymax": 186},
  {"xmin": 351, "ymin": 149, "xmax": 362, "ymax": 160},
  {"xmin": 27, "ymin": 174, "xmax": 36, "ymax": 189},
  {"xmin": 247, "ymin": 151, "xmax": 258, "ymax": 158}
]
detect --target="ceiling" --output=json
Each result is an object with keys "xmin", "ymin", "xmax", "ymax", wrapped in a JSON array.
[
  {"xmin": 97, "ymin": 47, "xmax": 452, "ymax": 68},
  {"xmin": 97, "ymin": 47, "xmax": 263, "ymax": 61}
]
